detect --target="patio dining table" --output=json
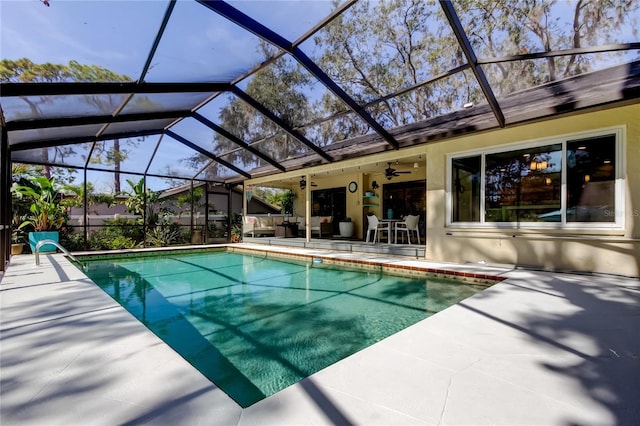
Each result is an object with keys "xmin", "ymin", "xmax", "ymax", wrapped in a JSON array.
[{"xmin": 380, "ymin": 219, "xmax": 402, "ymax": 243}]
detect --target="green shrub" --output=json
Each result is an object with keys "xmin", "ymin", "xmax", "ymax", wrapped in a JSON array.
[
  {"xmin": 145, "ymin": 225, "xmax": 181, "ymax": 247},
  {"xmin": 103, "ymin": 217, "xmax": 144, "ymax": 242},
  {"xmin": 87, "ymin": 224, "xmax": 141, "ymax": 250},
  {"xmin": 61, "ymin": 231, "xmax": 86, "ymax": 251}
]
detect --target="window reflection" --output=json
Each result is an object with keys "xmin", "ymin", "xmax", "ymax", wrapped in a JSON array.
[
  {"xmin": 451, "ymin": 156, "xmax": 481, "ymax": 222},
  {"xmin": 567, "ymin": 136, "xmax": 615, "ymax": 222},
  {"xmin": 450, "ymin": 132, "xmax": 619, "ymax": 226},
  {"xmin": 485, "ymin": 145, "xmax": 562, "ymax": 222}
]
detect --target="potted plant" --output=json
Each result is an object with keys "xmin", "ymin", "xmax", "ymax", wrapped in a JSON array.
[
  {"xmin": 11, "ymin": 176, "xmax": 66, "ymax": 253},
  {"xmin": 339, "ymin": 217, "xmax": 353, "ymax": 238},
  {"xmin": 230, "ymin": 224, "xmax": 242, "ymax": 243},
  {"xmin": 11, "ymin": 229, "xmax": 25, "ymax": 255},
  {"xmin": 280, "ymin": 189, "xmax": 295, "ymax": 221}
]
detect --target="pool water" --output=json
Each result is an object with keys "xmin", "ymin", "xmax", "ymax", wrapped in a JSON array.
[{"xmin": 81, "ymin": 250, "xmax": 489, "ymax": 407}]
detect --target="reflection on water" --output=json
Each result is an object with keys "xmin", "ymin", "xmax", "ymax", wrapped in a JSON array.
[{"xmin": 82, "ymin": 251, "xmax": 488, "ymax": 407}]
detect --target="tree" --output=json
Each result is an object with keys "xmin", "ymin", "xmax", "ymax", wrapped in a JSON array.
[
  {"xmin": 184, "ymin": 0, "xmax": 639, "ymax": 177},
  {"xmin": 60, "ymin": 182, "xmax": 116, "ymax": 210},
  {"xmin": 188, "ymin": 42, "xmax": 316, "ymax": 179},
  {"xmin": 451, "ymin": 0, "xmax": 639, "ymax": 94},
  {"xmin": 1, "ymin": 58, "xmax": 138, "ymax": 189},
  {"xmin": 124, "ymin": 178, "xmax": 160, "ymax": 226}
]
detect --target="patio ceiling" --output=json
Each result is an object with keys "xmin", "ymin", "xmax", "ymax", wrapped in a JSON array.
[{"xmin": 1, "ymin": 0, "xmax": 639, "ymax": 187}]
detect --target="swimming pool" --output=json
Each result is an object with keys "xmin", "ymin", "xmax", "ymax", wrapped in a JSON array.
[{"xmin": 80, "ymin": 249, "xmax": 491, "ymax": 407}]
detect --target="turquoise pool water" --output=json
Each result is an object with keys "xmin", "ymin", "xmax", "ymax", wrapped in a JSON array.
[{"xmin": 81, "ymin": 250, "xmax": 488, "ymax": 407}]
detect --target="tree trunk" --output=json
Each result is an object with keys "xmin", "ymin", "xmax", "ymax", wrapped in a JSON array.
[{"xmin": 114, "ymin": 138, "xmax": 121, "ymax": 193}]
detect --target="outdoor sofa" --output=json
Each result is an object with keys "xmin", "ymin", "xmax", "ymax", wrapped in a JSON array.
[{"xmin": 243, "ymin": 215, "xmax": 332, "ymax": 238}]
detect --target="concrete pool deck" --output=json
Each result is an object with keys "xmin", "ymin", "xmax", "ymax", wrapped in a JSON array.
[{"xmin": 1, "ymin": 244, "xmax": 638, "ymax": 425}]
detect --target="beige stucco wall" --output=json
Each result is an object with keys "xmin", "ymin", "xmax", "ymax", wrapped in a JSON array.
[
  {"xmin": 244, "ymin": 103, "xmax": 639, "ymax": 277},
  {"xmin": 290, "ymin": 172, "xmax": 364, "ymax": 233},
  {"xmin": 425, "ymin": 103, "xmax": 640, "ymax": 278},
  {"xmin": 248, "ymin": 151, "xmax": 426, "ymax": 239}
]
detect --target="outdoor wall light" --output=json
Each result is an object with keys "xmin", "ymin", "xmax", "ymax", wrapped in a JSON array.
[{"xmin": 371, "ymin": 181, "xmax": 379, "ymax": 190}]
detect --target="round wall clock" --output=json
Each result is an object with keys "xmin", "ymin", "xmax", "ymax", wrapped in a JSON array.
[{"xmin": 348, "ymin": 181, "xmax": 358, "ymax": 193}]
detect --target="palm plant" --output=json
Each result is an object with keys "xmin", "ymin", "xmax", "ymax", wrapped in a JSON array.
[{"xmin": 11, "ymin": 176, "xmax": 66, "ymax": 232}]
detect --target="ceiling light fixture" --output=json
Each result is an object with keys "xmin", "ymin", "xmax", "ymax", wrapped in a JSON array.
[{"xmin": 530, "ymin": 156, "xmax": 548, "ymax": 171}]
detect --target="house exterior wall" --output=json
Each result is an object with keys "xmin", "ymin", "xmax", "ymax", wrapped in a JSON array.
[
  {"xmin": 291, "ymin": 172, "xmax": 364, "ymax": 234},
  {"xmin": 425, "ymin": 103, "xmax": 640, "ymax": 278},
  {"xmin": 244, "ymin": 103, "xmax": 638, "ymax": 277}
]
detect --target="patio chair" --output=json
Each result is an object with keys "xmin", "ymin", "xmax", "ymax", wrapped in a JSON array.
[
  {"xmin": 394, "ymin": 214, "xmax": 420, "ymax": 244},
  {"xmin": 365, "ymin": 214, "xmax": 390, "ymax": 243}
]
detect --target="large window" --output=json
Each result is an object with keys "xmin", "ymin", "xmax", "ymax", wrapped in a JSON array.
[
  {"xmin": 566, "ymin": 135, "xmax": 616, "ymax": 222},
  {"xmin": 485, "ymin": 144, "xmax": 562, "ymax": 222},
  {"xmin": 448, "ymin": 128, "xmax": 623, "ymax": 228},
  {"xmin": 452, "ymin": 156, "xmax": 481, "ymax": 222}
]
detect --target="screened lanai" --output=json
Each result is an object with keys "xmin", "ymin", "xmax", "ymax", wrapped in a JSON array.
[{"xmin": 1, "ymin": 0, "xmax": 640, "ymax": 269}]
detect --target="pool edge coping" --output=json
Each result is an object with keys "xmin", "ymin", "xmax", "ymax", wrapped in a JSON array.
[{"xmin": 72, "ymin": 243, "xmax": 507, "ymax": 286}]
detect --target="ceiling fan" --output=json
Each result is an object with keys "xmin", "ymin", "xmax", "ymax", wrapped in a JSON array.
[
  {"xmin": 384, "ymin": 162, "xmax": 411, "ymax": 180},
  {"xmin": 299, "ymin": 177, "xmax": 317, "ymax": 190}
]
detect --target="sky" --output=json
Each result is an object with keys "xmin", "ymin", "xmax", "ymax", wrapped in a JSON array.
[
  {"xmin": 0, "ymin": 0, "xmax": 337, "ymax": 191},
  {"xmin": 1, "ymin": 0, "xmax": 638, "ymax": 192}
]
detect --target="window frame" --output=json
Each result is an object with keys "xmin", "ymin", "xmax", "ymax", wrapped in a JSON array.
[{"xmin": 446, "ymin": 126, "xmax": 625, "ymax": 230}]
